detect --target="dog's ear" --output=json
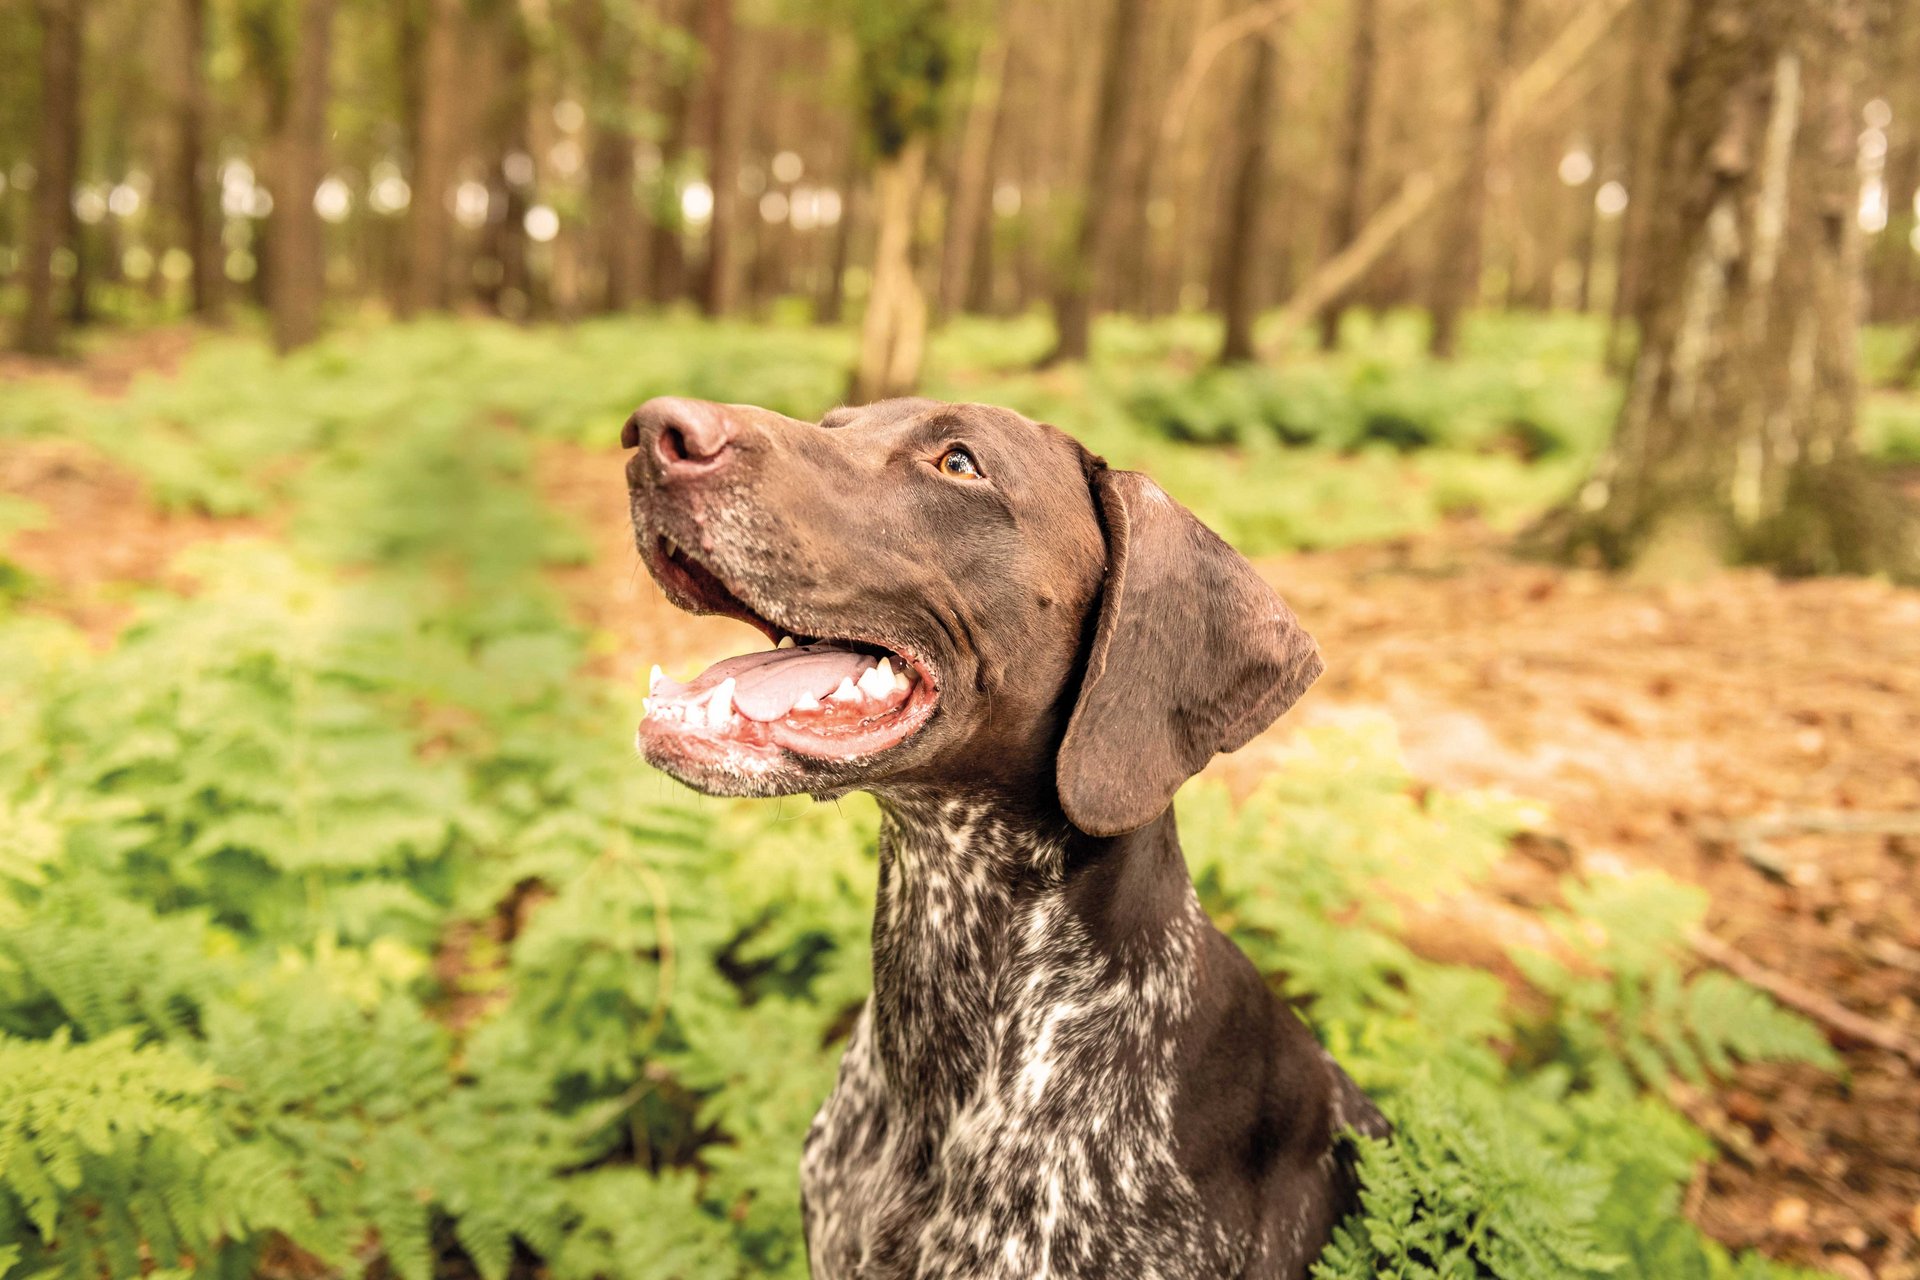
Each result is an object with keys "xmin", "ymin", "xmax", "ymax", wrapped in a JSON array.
[{"xmin": 1057, "ymin": 469, "xmax": 1322, "ymax": 837}]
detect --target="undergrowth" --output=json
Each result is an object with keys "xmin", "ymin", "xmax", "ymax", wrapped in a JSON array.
[{"xmin": 0, "ymin": 314, "xmax": 1852, "ymax": 1279}]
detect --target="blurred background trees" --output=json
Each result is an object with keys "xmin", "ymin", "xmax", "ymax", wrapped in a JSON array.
[{"xmin": 3, "ymin": 0, "xmax": 1918, "ymax": 573}]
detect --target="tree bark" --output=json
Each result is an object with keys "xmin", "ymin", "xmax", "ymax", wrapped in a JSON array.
[
  {"xmin": 17, "ymin": 0, "xmax": 84, "ymax": 357},
  {"xmin": 1430, "ymin": 0, "xmax": 1522, "ymax": 358},
  {"xmin": 696, "ymin": 0, "xmax": 740, "ymax": 317},
  {"xmin": 1216, "ymin": 29, "xmax": 1280, "ymax": 364},
  {"xmin": 267, "ymin": 0, "xmax": 336, "ymax": 353},
  {"xmin": 1316, "ymin": 0, "xmax": 1379, "ymax": 352},
  {"xmin": 176, "ymin": 0, "xmax": 221, "ymax": 320},
  {"xmin": 1605, "ymin": 0, "xmax": 1680, "ymax": 371},
  {"xmin": 478, "ymin": 0, "xmax": 533, "ymax": 319},
  {"xmin": 851, "ymin": 137, "xmax": 929, "ymax": 401},
  {"xmin": 576, "ymin": 0, "xmax": 642, "ymax": 312},
  {"xmin": 1043, "ymin": 0, "xmax": 1149, "ymax": 365},
  {"xmin": 1536, "ymin": 0, "xmax": 1917, "ymax": 579},
  {"xmin": 401, "ymin": 0, "xmax": 460, "ymax": 316},
  {"xmin": 935, "ymin": 34, "xmax": 1006, "ymax": 323}
]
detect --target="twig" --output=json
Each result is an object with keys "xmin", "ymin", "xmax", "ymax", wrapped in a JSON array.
[
  {"xmin": 1263, "ymin": 0, "xmax": 1636, "ymax": 351},
  {"xmin": 1687, "ymin": 928, "xmax": 1920, "ymax": 1071},
  {"xmin": 1696, "ymin": 809, "xmax": 1920, "ymax": 881}
]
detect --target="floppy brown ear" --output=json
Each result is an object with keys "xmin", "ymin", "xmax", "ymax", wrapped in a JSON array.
[{"xmin": 1057, "ymin": 470, "xmax": 1323, "ymax": 837}]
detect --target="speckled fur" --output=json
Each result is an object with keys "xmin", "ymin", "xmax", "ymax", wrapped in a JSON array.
[{"xmin": 802, "ymin": 799, "xmax": 1255, "ymax": 1280}]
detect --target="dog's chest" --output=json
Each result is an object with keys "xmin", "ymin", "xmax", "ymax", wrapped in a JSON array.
[{"xmin": 800, "ymin": 805, "xmax": 1245, "ymax": 1280}]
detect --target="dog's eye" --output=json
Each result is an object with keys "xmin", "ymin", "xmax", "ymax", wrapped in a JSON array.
[{"xmin": 939, "ymin": 447, "xmax": 982, "ymax": 479}]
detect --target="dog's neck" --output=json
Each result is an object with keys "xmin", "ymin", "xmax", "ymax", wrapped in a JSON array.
[{"xmin": 867, "ymin": 791, "xmax": 1202, "ymax": 1114}]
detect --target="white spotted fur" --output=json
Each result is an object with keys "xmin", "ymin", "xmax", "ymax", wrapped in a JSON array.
[{"xmin": 800, "ymin": 799, "xmax": 1245, "ymax": 1280}]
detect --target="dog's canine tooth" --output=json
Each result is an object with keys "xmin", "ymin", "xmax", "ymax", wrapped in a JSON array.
[
  {"xmin": 828, "ymin": 676, "xmax": 861, "ymax": 704},
  {"xmin": 792, "ymin": 691, "xmax": 821, "ymax": 712},
  {"xmin": 708, "ymin": 678, "xmax": 736, "ymax": 725},
  {"xmin": 649, "ymin": 664, "xmax": 665, "ymax": 695}
]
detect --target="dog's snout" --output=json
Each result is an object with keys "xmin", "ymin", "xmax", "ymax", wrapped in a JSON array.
[{"xmin": 624, "ymin": 396, "xmax": 736, "ymax": 480}]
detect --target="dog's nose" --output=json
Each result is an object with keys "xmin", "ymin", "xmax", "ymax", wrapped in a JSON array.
[{"xmin": 623, "ymin": 396, "xmax": 735, "ymax": 479}]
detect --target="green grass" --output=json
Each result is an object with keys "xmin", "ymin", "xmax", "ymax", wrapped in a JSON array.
[{"xmin": 0, "ymin": 310, "xmax": 1862, "ymax": 1279}]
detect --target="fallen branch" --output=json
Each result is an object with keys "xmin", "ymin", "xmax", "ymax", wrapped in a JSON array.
[
  {"xmin": 1263, "ymin": 0, "xmax": 1636, "ymax": 351},
  {"xmin": 1687, "ymin": 928, "xmax": 1920, "ymax": 1071}
]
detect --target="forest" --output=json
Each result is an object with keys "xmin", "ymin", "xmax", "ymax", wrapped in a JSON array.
[{"xmin": 3, "ymin": 0, "xmax": 1920, "ymax": 1276}]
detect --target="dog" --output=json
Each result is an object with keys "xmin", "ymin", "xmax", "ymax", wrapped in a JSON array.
[{"xmin": 623, "ymin": 396, "xmax": 1388, "ymax": 1280}]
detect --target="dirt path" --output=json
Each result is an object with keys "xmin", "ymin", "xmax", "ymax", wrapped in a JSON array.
[
  {"xmin": 541, "ymin": 442, "xmax": 1920, "ymax": 1278},
  {"xmin": 0, "ymin": 438, "xmax": 269, "ymax": 643}
]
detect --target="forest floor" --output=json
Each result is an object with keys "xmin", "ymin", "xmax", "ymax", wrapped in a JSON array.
[{"xmin": 5, "ymin": 351, "xmax": 1917, "ymax": 1276}]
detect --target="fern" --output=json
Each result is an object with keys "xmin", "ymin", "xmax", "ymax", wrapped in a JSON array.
[{"xmin": 0, "ymin": 1029, "xmax": 215, "ymax": 1244}]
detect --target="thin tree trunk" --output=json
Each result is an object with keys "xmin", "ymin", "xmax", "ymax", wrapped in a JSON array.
[
  {"xmin": 1536, "ymin": 0, "xmax": 1916, "ymax": 578},
  {"xmin": 646, "ymin": 0, "xmax": 695, "ymax": 307},
  {"xmin": 267, "ymin": 0, "xmax": 336, "ymax": 352},
  {"xmin": 1216, "ymin": 29, "xmax": 1281, "ymax": 364},
  {"xmin": 577, "ymin": 0, "xmax": 641, "ymax": 312},
  {"xmin": 18, "ymin": 0, "xmax": 84, "ymax": 356},
  {"xmin": 1430, "ymin": 0, "xmax": 1523, "ymax": 358},
  {"xmin": 176, "ymin": 0, "xmax": 220, "ymax": 320},
  {"xmin": 696, "ymin": 0, "xmax": 740, "ymax": 317},
  {"xmin": 817, "ymin": 154, "xmax": 858, "ymax": 324},
  {"xmin": 851, "ymin": 138, "xmax": 929, "ymax": 401},
  {"xmin": 1043, "ymin": 0, "xmax": 1149, "ymax": 365},
  {"xmin": 478, "ymin": 0, "xmax": 532, "ymax": 318},
  {"xmin": 935, "ymin": 34, "xmax": 1007, "ymax": 323},
  {"xmin": 1571, "ymin": 139, "xmax": 1604, "ymax": 312},
  {"xmin": 1317, "ymin": 0, "xmax": 1380, "ymax": 351},
  {"xmin": 402, "ymin": 0, "xmax": 460, "ymax": 315}
]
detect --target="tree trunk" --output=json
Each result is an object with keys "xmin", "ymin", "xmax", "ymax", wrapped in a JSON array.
[
  {"xmin": 17, "ymin": 0, "xmax": 84, "ymax": 357},
  {"xmin": 478, "ymin": 0, "xmax": 533, "ymax": 319},
  {"xmin": 817, "ymin": 154, "xmax": 858, "ymax": 324},
  {"xmin": 1216, "ymin": 29, "xmax": 1280, "ymax": 365},
  {"xmin": 267, "ymin": 0, "xmax": 335, "ymax": 353},
  {"xmin": 402, "ymin": 0, "xmax": 460, "ymax": 316},
  {"xmin": 1536, "ymin": 0, "xmax": 1917, "ymax": 579},
  {"xmin": 1430, "ymin": 0, "xmax": 1522, "ymax": 358},
  {"xmin": 1317, "ymin": 0, "xmax": 1379, "ymax": 352},
  {"xmin": 176, "ymin": 0, "xmax": 221, "ymax": 320},
  {"xmin": 696, "ymin": 0, "xmax": 740, "ymax": 317},
  {"xmin": 935, "ymin": 33, "xmax": 1007, "ymax": 323},
  {"xmin": 1605, "ymin": 0, "xmax": 1680, "ymax": 371},
  {"xmin": 576, "ymin": 0, "xmax": 641, "ymax": 312},
  {"xmin": 850, "ymin": 138, "xmax": 929, "ymax": 401},
  {"xmin": 1043, "ymin": 0, "xmax": 1149, "ymax": 365}
]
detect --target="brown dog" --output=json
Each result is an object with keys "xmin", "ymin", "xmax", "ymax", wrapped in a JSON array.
[{"xmin": 624, "ymin": 396, "xmax": 1386, "ymax": 1280}]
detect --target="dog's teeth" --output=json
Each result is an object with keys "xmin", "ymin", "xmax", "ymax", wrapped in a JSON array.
[
  {"xmin": 828, "ymin": 676, "xmax": 861, "ymax": 704},
  {"xmin": 857, "ymin": 662, "xmax": 894, "ymax": 700},
  {"xmin": 684, "ymin": 699, "xmax": 707, "ymax": 729},
  {"xmin": 792, "ymin": 691, "xmax": 821, "ymax": 712},
  {"xmin": 707, "ymin": 678, "xmax": 736, "ymax": 726},
  {"xmin": 776, "ymin": 635, "xmax": 795, "ymax": 649},
  {"xmin": 642, "ymin": 696, "xmax": 653, "ymax": 717},
  {"xmin": 894, "ymin": 667, "xmax": 911, "ymax": 693},
  {"xmin": 649, "ymin": 664, "xmax": 665, "ymax": 695}
]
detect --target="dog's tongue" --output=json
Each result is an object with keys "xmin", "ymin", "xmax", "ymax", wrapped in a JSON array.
[{"xmin": 663, "ymin": 644, "xmax": 880, "ymax": 721}]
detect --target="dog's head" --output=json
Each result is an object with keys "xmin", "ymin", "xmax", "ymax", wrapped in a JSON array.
[{"xmin": 623, "ymin": 397, "xmax": 1321, "ymax": 835}]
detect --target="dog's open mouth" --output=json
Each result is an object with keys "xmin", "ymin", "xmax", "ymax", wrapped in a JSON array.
[{"xmin": 640, "ymin": 536, "xmax": 939, "ymax": 764}]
